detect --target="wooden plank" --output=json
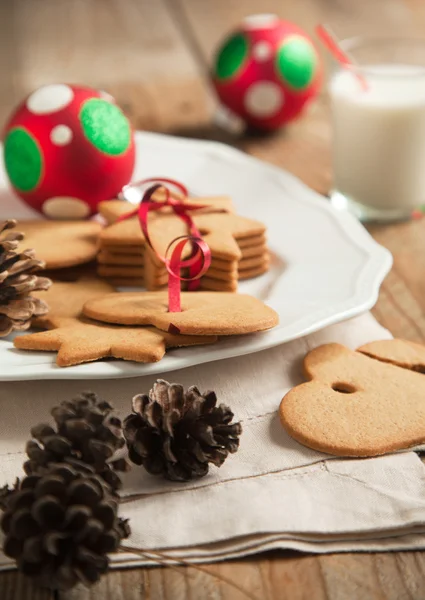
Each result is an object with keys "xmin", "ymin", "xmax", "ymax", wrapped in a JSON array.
[
  {"xmin": 369, "ymin": 219, "xmax": 425, "ymax": 343},
  {"xmin": 0, "ymin": 0, "xmax": 211, "ymax": 131},
  {"xmin": 0, "ymin": 571, "xmax": 53, "ymax": 600},
  {"xmin": 319, "ymin": 552, "xmax": 425, "ymax": 600},
  {"xmin": 403, "ymin": 0, "xmax": 425, "ymax": 26},
  {"xmin": 4, "ymin": 553, "xmax": 425, "ymax": 600},
  {"xmin": 62, "ymin": 561, "xmax": 268, "ymax": 600},
  {"xmin": 56, "ymin": 553, "xmax": 425, "ymax": 599}
]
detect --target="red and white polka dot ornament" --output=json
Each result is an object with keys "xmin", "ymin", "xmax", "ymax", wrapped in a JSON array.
[
  {"xmin": 3, "ymin": 84, "xmax": 135, "ymax": 219},
  {"xmin": 212, "ymin": 14, "xmax": 322, "ymax": 131}
]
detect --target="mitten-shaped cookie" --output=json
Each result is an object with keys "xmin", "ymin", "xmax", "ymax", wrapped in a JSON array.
[{"xmin": 280, "ymin": 341, "xmax": 425, "ymax": 456}]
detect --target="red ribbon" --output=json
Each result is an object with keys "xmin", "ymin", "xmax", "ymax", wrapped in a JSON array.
[{"xmin": 118, "ymin": 178, "xmax": 212, "ymax": 313}]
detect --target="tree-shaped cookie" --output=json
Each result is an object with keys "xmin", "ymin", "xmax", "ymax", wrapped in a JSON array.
[
  {"xmin": 83, "ymin": 291, "xmax": 279, "ymax": 335},
  {"xmin": 14, "ymin": 317, "xmax": 217, "ymax": 367},
  {"xmin": 100, "ymin": 210, "xmax": 264, "ymax": 265},
  {"xmin": 98, "ymin": 195, "xmax": 234, "ymax": 225},
  {"xmin": 147, "ymin": 211, "xmax": 266, "ymax": 264},
  {"xmin": 99, "ymin": 196, "xmax": 234, "ymax": 247},
  {"xmin": 280, "ymin": 340, "xmax": 425, "ymax": 456}
]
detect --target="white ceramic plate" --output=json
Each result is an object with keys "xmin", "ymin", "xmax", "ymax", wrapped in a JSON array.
[{"xmin": 0, "ymin": 131, "xmax": 392, "ymax": 380}]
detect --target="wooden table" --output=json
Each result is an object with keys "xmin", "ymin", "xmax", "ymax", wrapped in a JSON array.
[{"xmin": 1, "ymin": 0, "xmax": 425, "ymax": 598}]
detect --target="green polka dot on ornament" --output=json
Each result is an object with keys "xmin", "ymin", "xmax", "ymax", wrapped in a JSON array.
[
  {"xmin": 215, "ymin": 33, "xmax": 249, "ymax": 81},
  {"xmin": 80, "ymin": 98, "xmax": 131, "ymax": 156},
  {"xmin": 276, "ymin": 36, "xmax": 317, "ymax": 90},
  {"xmin": 4, "ymin": 127, "xmax": 43, "ymax": 192}
]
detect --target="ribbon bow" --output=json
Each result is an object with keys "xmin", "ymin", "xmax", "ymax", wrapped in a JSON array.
[{"xmin": 118, "ymin": 178, "xmax": 212, "ymax": 312}]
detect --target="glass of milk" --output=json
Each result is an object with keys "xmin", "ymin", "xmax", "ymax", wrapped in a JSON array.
[{"xmin": 329, "ymin": 38, "xmax": 425, "ymax": 221}]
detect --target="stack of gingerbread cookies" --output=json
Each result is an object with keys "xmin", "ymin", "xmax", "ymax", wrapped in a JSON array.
[
  {"xmin": 5, "ymin": 207, "xmax": 278, "ymax": 368},
  {"xmin": 96, "ymin": 196, "xmax": 270, "ymax": 291}
]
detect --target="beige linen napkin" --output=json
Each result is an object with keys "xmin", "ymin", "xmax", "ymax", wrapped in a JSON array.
[{"xmin": 1, "ymin": 312, "xmax": 425, "ymax": 570}]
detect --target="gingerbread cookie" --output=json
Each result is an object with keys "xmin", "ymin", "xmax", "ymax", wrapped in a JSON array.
[
  {"xmin": 32, "ymin": 277, "xmax": 116, "ymax": 329},
  {"xmin": 239, "ymin": 243, "xmax": 267, "ymax": 259},
  {"xmin": 97, "ymin": 251, "xmax": 144, "ymax": 266},
  {"xmin": 137, "ymin": 254, "xmax": 268, "ymax": 289},
  {"xmin": 238, "ymin": 262, "xmax": 270, "ymax": 280},
  {"xmin": 97, "ymin": 195, "xmax": 269, "ymax": 292},
  {"xmin": 99, "ymin": 258, "xmax": 268, "ymax": 290},
  {"xmin": 99, "ymin": 196, "xmax": 234, "ymax": 246},
  {"xmin": 98, "ymin": 196, "xmax": 234, "ymax": 224},
  {"xmin": 212, "ymin": 255, "xmax": 267, "ymax": 273},
  {"xmin": 140, "ymin": 256, "xmax": 241, "ymax": 279},
  {"xmin": 42, "ymin": 262, "xmax": 98, "ymax": 282},
  {"xmin": 202, "ymin": 266, "xmax": 238, "ymax": 282},
  {"xmin": 98, "ymin": 200, "xmax": 134, "ymax": 224},
  {"xmin": 199, "ymin": 277, "xmax": 238, "ymax": 292},
  {"xmin": 106, "ymin": 277, "xmax": 239, "ymax": 292},
  {"xmin": 147, "ymin": 212, "xmax": 266, "ymax": 262},
  {"xmin": 100, "ymin": 218, "xmax": 144, "ymax": 247},
  {"xmin": 83, "ymin": 291, "xmax": 278, "ymax": 335},
  {"xmin": 358, "ymin": 338, "xmax": 425, "ymax": 370},
  {"xmin": 18, "ymin": 221, "xmax": 101, "ymax": 269},
  {"xmin": 97, "ymin": 265, "xmax": 144, "ymax": 278},
  {"xmin": 108, "ymin": 278, "xmax": 145, "ymax": 288},
  {"xmin": 237, "ymin": 234, "xmax": 266, "ymax": 249},
  {"xmin": 142, "ymin": 253, "xmax": 168, "ymax": 290},
  {"xmin": 207, "ymin": 259, "xmax": 238, "ymax": 274},
  {"xmin": 280, "ymin": 340, "xmax": 425, "ymax": 457},
  {"xmin": 98, "ymin": 190, "xmax": 185, "ymax": 224},
  {"xmin": 15, "ymin": 317, "xmax": 218, "ymax": 367},
  {"xmin": 98, "ymin": 245, "xmax": 144, "ymax": 256}
]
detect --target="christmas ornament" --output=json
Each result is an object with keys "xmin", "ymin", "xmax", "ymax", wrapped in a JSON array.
[
  {"xmin": 0, "ymin": 220, "xmax": 51, "ymax": 336},
  {"xmin": 3, "ymin": 84, "xmax": 135, "ymax": 219},
  {"xmin": 0, "ymin": 464, "xmax": 130, "ymax": 590},
  {"xmin": 124, "ymin": 379, "xmax": 242, "ymax": 481},
  {"xmin": 212, "ymin": 14, "xmax": 322, "ymax": 130},
  {"xmin": 24, "ymin": 392, "xmax": 131, "ymax": 492}
]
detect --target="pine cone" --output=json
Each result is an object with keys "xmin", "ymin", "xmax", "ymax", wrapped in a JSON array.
[
  {"xmin": 124, "ymin": 380, "xmax": 242, "ymax": 481},
  {"xmin": 24, "ymin": 392, "xmax": 131, "ymax": 492},
  {"xmin": 0, "ymin": 219, "xmax": 51, "ymax": 336},
  {"xmin": 1, "ymin": 463, "xmax": 130, "ymax": 590}
]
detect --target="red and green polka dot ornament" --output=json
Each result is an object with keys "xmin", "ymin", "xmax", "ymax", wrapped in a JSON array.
[
  {"xmin": 213, "ymin": 14, "xmax": 322, "ymax": 131},
  {"xmin": 3, "ymin": 84, "xmax": 135, "ymax": 219}
]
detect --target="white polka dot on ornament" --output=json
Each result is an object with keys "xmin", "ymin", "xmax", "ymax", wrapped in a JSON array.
[
  {"xmin": 244, "ymin": 81, "xmax": 284, "ymax": 118},
  {"xmin": 252, "ymin": 41, "xmax": 273, "ymax": 62},
  {"xmin": 27, "ymin": 84, "xmax": 74, "ymax": 115},
  {"xmin": 42, "ymin": 197, "xmax": 90, "ymax": 219},
  {"xmin": 50, "ymin": 124, "xmax": 73, "ymax": 146}
]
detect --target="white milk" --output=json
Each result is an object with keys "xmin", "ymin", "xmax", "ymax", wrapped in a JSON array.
[{"xmin": 330, "ymin": 65, "xmax": 425, "ymax": 215}]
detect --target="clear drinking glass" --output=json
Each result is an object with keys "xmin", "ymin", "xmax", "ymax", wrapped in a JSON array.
[{"xmin": 329, "ymin": 37, "xmax": 425, "ymax": 222}]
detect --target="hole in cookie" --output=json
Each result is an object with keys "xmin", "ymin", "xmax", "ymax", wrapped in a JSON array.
[
  {"xmin": 412, "ymin": 364, "xmax": 425, "ymax": 374},
  {"xmin": 331, "ymin": 382, "xmax": 356, "ymax": 394}
]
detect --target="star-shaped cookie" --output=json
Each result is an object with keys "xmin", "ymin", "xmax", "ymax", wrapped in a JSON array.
[
  {"xmin": 32, "ymin": 277, "xmax": 116, "ymax": 329},
  {"xmin": 14, "ymin": 317, "xmax": 218, "ymax": 367}
]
